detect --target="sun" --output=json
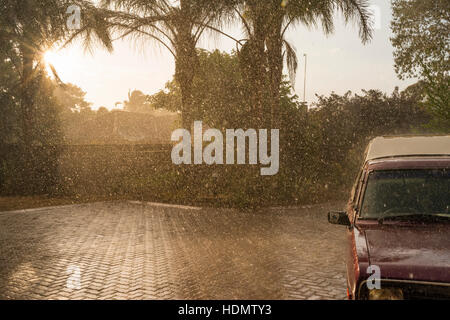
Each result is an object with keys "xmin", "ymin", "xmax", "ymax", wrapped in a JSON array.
[
  {"xmin": 43, "ymin": 50, "xmax": 62, "ymax": 75},
  {"xmin": 43, "ymin": 49, "xmax": 79, "ymax": 80},
  {"xmin": 43, "ymin": 50, "xmax": 59, "ymax": 66}
]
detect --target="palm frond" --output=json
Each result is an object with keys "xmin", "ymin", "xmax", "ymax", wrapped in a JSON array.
[
  {"xmin": 283, "ymin": 39, "xmax": 298, "ymax": 87},
  {"xmin": 284, "ymin": 0, "xmax": 373, "ymax": 44},
  {"xmin": 334, "ymin": 0, "xmax": 373, "ymax": 44}
]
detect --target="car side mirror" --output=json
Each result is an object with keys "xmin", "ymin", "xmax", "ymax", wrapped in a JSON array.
[{"xmin": 328, "ymin": 211, "xmax": 351, "ymax": 227}]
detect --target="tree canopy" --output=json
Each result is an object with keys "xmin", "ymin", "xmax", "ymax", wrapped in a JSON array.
[{"xmin": 391, "ymin": 0, "xmax": 449, "ymax": 131}]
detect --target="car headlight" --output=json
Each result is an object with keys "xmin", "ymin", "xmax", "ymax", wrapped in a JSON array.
[{"xmin": 368, "ymin": 288, "xmax": 404, "ymax": 300}]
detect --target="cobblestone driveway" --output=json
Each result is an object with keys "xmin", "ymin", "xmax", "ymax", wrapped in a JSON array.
[{"xmin": 0, "ymin": 201, "xmax": 347, "ymax": 300}]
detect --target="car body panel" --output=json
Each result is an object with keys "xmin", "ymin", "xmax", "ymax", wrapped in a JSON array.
[
  {"xmin": 361, "ymin": 222, "xmax": 450, "ymax": 283},
  {"xmin": 365, "ymin": 135, "xmax": 450, "ymax": 162}
]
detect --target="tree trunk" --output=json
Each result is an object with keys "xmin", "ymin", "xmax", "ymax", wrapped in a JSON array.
[
  {"xmin": 253, "ymin": 19, "xmax": 268, "ymax": 128},
  {"xmin": 174, "ymin": 2, "xmax": 199, "ymax": 129},
  {"xmin": 20, "ymin": 45, "xmax": 36, "ymax": 147},
  {"xmin": 175, "ymin": 42, "xmax": 198, "ymax": 129},
  {"xmin": 238, "ymin": 18, "xmax": 267, "ymax": 128},
  {"xmin": 266, "ymin": 16, "xmax": 283, "ymax": 128},
  {"xmin": 18, "ymin": 43, "xmax": 38, "ymax": 195}
]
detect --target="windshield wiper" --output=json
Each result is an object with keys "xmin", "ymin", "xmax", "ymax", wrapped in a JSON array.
[{"xmin": 378, "ymin": 213, "xmax": 450, "ymax": 224}]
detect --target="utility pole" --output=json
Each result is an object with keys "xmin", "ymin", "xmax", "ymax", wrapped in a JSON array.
[{"xmin": 303, "ymin": 53, "xmax": 307, "ymax": 104}]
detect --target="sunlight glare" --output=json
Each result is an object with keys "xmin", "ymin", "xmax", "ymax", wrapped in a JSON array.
[
  {"xmin": 44, "ymin": 50, "xmax": 57, "ymax": 65},
  {"xmin": 43, "ymin": 49, "xmax": 80, "ymax": 80},
  {"xmin": 44, "ymin": 50, "xmax": 60, "ymax": 75}
]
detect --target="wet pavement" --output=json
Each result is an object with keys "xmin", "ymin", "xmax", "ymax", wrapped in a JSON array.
[{"xmin": 0, "ymin": 201, "xmax": 347, "ymax": 300}]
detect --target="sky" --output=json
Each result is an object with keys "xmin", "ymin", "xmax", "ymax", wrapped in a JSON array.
[{"xmin": 45, "ymin": 0, "xmax": 417, "ymax": 110}]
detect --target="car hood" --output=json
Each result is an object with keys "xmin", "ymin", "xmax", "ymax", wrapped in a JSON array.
[{"xmin": 362, "ymin": 223, "xmax": 450, "ymax": 283}]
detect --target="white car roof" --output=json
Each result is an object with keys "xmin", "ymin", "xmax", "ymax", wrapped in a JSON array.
[{"xmin": 365, "ymin": 135, "xmax": 450, "ymax": 162}]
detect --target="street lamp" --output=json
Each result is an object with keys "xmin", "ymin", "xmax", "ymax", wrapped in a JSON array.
[{"xmin": 303, "ymin": 53, "xmax": 307, "ymax": 104}]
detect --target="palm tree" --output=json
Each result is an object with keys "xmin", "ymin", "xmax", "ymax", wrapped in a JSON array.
[
  {"xmin": 235, "ymin": 0, "xmax": 373, "ymax": 127},
  {"xmin": 124, "ymin": 89, "xmax": 151, "ymax": 113},
  {"xmin": 234, "ymin": 1, "xmax": 271, "ymax": 127},
  {"xmin": 101, "ymin": 0, "xmax": 238, "ymax": 128},
  {"xmin": 0, "ymin": 0, "xmax": 114, "ymax": 146}
]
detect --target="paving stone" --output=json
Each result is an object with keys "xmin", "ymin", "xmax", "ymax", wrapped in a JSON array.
[{"xmin": 0, "ymin": 201, "xmax": 347, "ymax": 300}]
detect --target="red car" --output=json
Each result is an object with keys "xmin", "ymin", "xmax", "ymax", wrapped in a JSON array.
[{"xmin": 329, "ymin": 135, "xmax": 450, "ymax": 300}]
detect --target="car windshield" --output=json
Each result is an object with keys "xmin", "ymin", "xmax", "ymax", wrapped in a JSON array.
[{"xmin": 360, "ymin": 169, "xmax": 450, "ymax": 219}]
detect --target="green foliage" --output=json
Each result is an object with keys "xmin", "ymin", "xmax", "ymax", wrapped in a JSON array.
[
  {"xmin": 391, "ymin": 0, "xmax": 449, "ymax": 131},
  {"xmin": 51, "ymin": 85, "xmax": 430, "ymax": 209},
  {"xmin": 100, "ymin": 0, "xmax": 238, "ymax": 127},
  {"xmin": 123, "ymin": 90, "xmax": 152, "ymax": 113},
  {"xmin": 0, "ymin": 1, "xmax": 444, "ymax": 206},
  {"xmin": 1, "ymin": 1, "xmax": 100, "ymax": 194},
  {"xmin": 56, "ymin": 49, "xmax": 428, "ymax": 209},
  {"xmin": 0, "ymin": 0, "xmax": 113, "ymax": 145},
  {"xmin": 0, "ymin": 40, "xmax": 21, "ymax": 145},
  {"xmin": 0, "ymin": 58, "xmax": 63, "ymax": 146},
  {"xmin": 150, "ymin": 81, "xmax": 182, "ymax": 114},
  {"xmin": 422, "ymin": 73, "xmax": 450, "ymax": 132},
  {"xmin": 54, "ymin": 83, "xmax": 93, "ymax": 114},
  {"xmin": 233, "ymin": 0, "xmax": 373, "ymax": 127},
  {"xmin": 151, "ymin": 49, "xmax": 298, "ymax": 128},
  {"xmin": 0, "ymin": 71, "xmax": 64, "ymax": 195}
]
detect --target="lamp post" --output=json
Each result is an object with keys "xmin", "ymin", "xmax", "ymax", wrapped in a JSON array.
[{"xmin": 303, "ymin": 53, "xmax": 307, "ymax": 104}]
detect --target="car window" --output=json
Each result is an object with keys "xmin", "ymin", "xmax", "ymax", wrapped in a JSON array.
[{"xmin": 360, "ymin": 169, "xmax": 450, "ymax": 219}]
